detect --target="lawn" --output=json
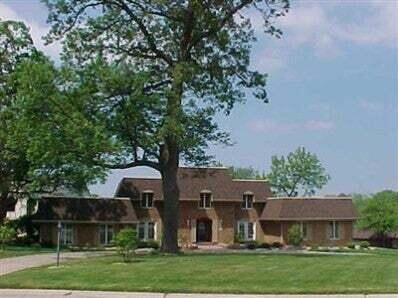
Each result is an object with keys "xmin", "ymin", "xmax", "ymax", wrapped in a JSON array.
[
  {"xmin": 0, "ymin": 250, "xmax": 397, "ymax": 294},
  {"xmin": 0, "ymin": 246, "xmax": 54, "ymax": 259}
]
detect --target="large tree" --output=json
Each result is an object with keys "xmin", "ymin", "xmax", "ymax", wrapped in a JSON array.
[
  {"xmin": 0, "ymin": 19, "xmax": 109, "ymax": 222},
  {"xmin": 267, "ymin": 147, "xmax": 330, "ymax": 197},
  {"xmin": 0, "ymin": 19, "xmax": 35, "ymax": 221},
  {"xmin": 43, "ymin": 0, "xmax": 289, "ymax": 252}
]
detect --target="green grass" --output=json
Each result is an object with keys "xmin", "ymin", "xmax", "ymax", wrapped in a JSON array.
[
  {"xmin": 0, "ymin": 246, "xmax": 54, "ymax": 259},
  {"xmin": 0, "ymin": 250, "xmax": 397, "ymax": 294}
]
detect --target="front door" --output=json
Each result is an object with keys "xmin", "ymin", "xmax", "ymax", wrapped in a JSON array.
[{"xmin": 196, "ymin": 219, "xmax": 212, "ymax": 242}]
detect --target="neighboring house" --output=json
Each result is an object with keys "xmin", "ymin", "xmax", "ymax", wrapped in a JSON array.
[
  {"xmin": 353, "ymin": 229, "xmax": 398, "ymax": 248},
  {"xmin": 32, "ymin": 167, "xmax": 357, "ymax": 247}
]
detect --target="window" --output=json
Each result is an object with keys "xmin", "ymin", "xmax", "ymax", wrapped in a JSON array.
[
  {"xmin": 199, "ymin": 192, "xmax": 212, "ymax": 209},
  {"xmin": 242, "ymin": 194, "xmax": 254, "ymax": 209},
  {"xmin": 329, "ymin": 221, "xmax": 340, "ymax": 240},
  {"xmin": 141, "ymin": 192, "xmax": 154, "ymax": 208},
  {"xmin": 237, "ymin": 221, "xmax": 255, "ymax": 241},
  {"xmin": 61, "ymin": 224, "xmax": 73, "ymax": 245},
  {"xmin": 99, "ymin": 224, "xmax": 114, "ymax": 245},
  {"xmin": 138, "ymin": 222, "xmax": 156, "ymax": 241},
  {"xmin": 300, "ymin": 222, "xmax": 308, "ymax": 240}
]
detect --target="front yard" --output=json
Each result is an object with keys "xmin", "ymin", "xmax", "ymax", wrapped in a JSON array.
[{"xmin": 0, "ymin": 249, "xmax": 397, "ymax": 294}]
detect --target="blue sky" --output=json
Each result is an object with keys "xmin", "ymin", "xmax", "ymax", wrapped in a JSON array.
[{"xmin": 1, "ymin": 0, "xmax": 397, "ymax": 196}]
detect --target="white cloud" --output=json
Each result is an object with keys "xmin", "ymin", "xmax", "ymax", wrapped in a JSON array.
[
  {"xmin": 0, "ymin": 3, "xmax": 61, "ymax": 60},
  {"xmin": 257, "ymin": 1, "xmax": 398, "ymax": 58},
  {"xmin": 248, "ymin": 119, "xmax": 335, "ymax": 134}
]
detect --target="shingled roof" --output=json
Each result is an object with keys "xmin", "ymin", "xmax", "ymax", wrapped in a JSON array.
[
  {"xmin": 115, "ymin": 167, "xmax": 271, "ymax": 202},
  {"xmin": 32, "ymin": 196, "xmax": 138, "ymax": 223},
  {"xmin": 260, "ymin": 197, "xmax": 357, "ymax": 221}
]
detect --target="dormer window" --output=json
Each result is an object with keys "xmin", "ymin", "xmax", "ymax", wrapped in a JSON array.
[
  {"xmin": 141, "ymin": 191, "xmax": 154, "ymax": 208},
  {"xmin": 199, "ymin": 191, "xmax": 212, "ymax": 209},
  {"xmin": 242, "ymin": 193, "xmax": 254, "ymax": 209}
]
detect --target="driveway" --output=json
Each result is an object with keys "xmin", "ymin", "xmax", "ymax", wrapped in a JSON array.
[
  {"xmin": 0, "ymin": 289, "xmax": 396, "ymax": 298},
  {"xmin": 0, "ymin": 251, "xmax": 111, "ymax": 276}
]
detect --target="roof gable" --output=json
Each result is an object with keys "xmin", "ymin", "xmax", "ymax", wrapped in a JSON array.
[{"xmin": 116, "ymin": 167, "xmax": 271, "ymax": 202}]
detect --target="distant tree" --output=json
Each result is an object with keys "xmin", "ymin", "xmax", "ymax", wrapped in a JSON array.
[
  {"xmin": 287, "ymin": 224, "xmax": 303, "ymax": 247},
  {"xmin": 40, "ymin": 0, "xmax": 289, "ymax": 253},
  {"xmin": 267, "ymin": 147, "xmax": 330, "ymax": 197},
  {"xmin": 228, "ymin": 166, "xmax": 265, "ymax": 180},
  {"xmin": 358, "ymin": 190, "xmax": 398, "ymax": 245},
  {"xmin": 114, "ymin": 228, "xmax": 138, "ymax": 262}
]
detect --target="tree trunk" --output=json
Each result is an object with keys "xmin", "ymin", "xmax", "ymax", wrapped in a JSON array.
[{"xmin": 160, "ymin": 139, "xmax": 180, "ymax": 253}]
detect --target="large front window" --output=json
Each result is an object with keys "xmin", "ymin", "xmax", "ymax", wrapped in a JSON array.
[
  {"xmin": 329, "ymin": 221, "xmax": 340, "ymax": 240},
  {"xmin": 199, "ymin": 192, "xmax": 212, "ymax": 209},
  {"xmin": 138, "ymin": 222, "xmax": 156, "ymax": 241},
  {"xmin": 61, "ymin": 224, "xmax": 73, "ymax": 245},
  {"xmin": 237, "ymin": 221, "xmax": 255, "ymax": 241},
  {"xmin": 99, "ymin": 224, "xmax": 114, "ymax": 245},
  {"xmin": 242, "ymin": 194, "xmax": 254, "ymax": 209},
  {"xmin": 141, "ymin": 192, "xmax": 154, "ymax": 208}
]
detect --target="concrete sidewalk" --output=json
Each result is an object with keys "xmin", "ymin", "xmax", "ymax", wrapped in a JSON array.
[{"xmin": 0, "ymin": 289, "xmax": 397, "ymax": 298}]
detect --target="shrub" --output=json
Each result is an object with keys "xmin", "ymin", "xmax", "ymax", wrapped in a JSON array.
[
  {"xmin": 258, "ymin": 242, "xmax": 271, "ymax": 249},
  {"xmin": 0, "ymin": 225, "xmax": 16, "ymax": 250},
  {"xmin": 137, "ymin": 240, "xmax": 159, "ymax": 249},
  {"xmin": 347, "ymin": 242, "xmax": 356, "ymax": 249},
  {"xmin": 245, "ymin": 241, "xmax": 258, "ymax": 250},
  {"xmin": 360, "ymin": 241, "xmax": 370, "ymax": 249},
  {"xmin": 287, "ymin": 224, "xmax": 303, "ymax": 247},
  {"xmin": 271, "ymin": 241, "xmax": 283, "ymax": 249},
  {"xmin": 30, "ymin": 243, "xmax": 41, "ymax": 250},
  {"xmin": 114, "ymin": 228, "xmax": 138, "ymax": 262}
]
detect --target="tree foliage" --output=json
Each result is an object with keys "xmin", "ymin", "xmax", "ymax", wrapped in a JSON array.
[
  {"xmin": 358, "ymin": 190, "xmax": 398, "ymax": 236},
  {"xmin": 114, "ymin": 228, "xmax": 138, "ymax": 262},
  {"xmin": 0, "ymin": 19, "xmax": 110, "ymax": 221},
  {"xmin": 267, "ymin": 147, "xmax": 330, "ymax": 197},
  {"xmin": 228, "ymin": 166, "xmax": 265, "ymax": 180}
]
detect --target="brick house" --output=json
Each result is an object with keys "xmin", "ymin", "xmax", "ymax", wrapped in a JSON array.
[{"xmin": 32, "ymin": 167, "xmax": 357, "ymax": 247}]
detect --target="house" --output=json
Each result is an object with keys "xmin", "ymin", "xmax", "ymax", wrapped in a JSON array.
[{"xmin": 32, "ymin": 167, "xmax": 357, "ymax": 247}]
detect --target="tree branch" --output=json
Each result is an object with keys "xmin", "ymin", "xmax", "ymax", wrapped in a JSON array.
[
  {"xmin": 105, "ymin": 159, "xmax": 160, "ymax": 171},
  {"xmin": 111, "ymin": 0, "xmax": 174, "ymax": 65}
]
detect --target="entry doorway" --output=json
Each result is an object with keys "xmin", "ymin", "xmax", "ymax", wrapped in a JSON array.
[{"xmin": 196, "ymin": 218, "xmax": 212, "ymax": 242}]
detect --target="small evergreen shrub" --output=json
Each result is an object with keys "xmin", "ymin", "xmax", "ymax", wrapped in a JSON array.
[
  {"xmin": 360, "ymin": 241, "xmax": 370, "ymax": 249},
  {"xmin": 347, "ymin": 242, "xmax": 356, "ymax": 249},
  {"xmin": 245, "ymin": 241, "xmax": 258, "ymax": 250},
  {"xmin": 137, "ymin": 240, "xmax": 159, "ymax": 249},
  {"xmin": 271, "ymin": 241, "xmax": 283, "ymax": 249},
  {"xmin": 287, "ymin": 224, "xmax": 303, "ymax": 247},
  {"xmin": 258, "ymin": 242, "xmax": 271, "ymax": 249}
]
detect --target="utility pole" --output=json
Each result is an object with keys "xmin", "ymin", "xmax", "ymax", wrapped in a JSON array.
[{"xmin": 56, "ymin": 221, "xmax": 61, "ymax": 267}]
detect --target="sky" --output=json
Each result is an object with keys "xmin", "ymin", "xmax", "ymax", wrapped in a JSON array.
[{"xmin": 1, "ymin": 0, "xmax": 397, "ymax": 196}]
